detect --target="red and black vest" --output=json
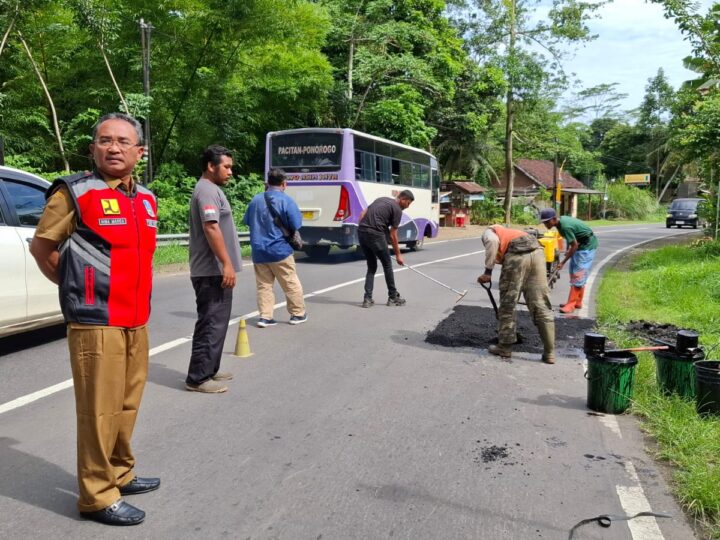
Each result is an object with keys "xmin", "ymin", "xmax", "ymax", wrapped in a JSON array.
[{"xmin": 48, "ymin": 171, "xmax": 158, "ymax": 327}]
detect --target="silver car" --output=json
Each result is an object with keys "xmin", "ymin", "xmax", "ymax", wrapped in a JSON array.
[{"xmin": 0, "ymin": 166, "xmax": 63, "ymax": 337}]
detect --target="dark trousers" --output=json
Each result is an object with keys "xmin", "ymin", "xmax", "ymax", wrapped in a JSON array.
[
  {"xmin": 359, "ymin": 231, "xmax": 397, "ymax": 299},
  {"xmin": 187, "ymin": 276, "xmax": 233, "ymax": 385}
]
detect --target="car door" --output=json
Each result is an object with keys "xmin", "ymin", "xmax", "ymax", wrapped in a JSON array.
[
  {"xmin": 0, "ymin": 194, "xmax": 28, "ymax": 325},
  {"xmin": 1, "ymin": 177, "xmax": 60, "ymax": 319}
]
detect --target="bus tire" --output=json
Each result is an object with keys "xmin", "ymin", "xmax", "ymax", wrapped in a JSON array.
[
  {"xmin": 408, "ymin": 235, "xmax": 425, "ymax": 252},
  {"xmin": 304, "ymin": 245, "xmax": 331, "ymax": 258}
]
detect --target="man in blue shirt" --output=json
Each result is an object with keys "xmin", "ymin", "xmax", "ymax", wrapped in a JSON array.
[{"xmin": 243, "ymin": 169, "xmax": 307, "ymax": 327}]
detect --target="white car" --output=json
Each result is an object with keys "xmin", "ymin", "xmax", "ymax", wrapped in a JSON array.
[{"xmin": 0, "ymin": 165, "xmax": 63, "ymax": 337}]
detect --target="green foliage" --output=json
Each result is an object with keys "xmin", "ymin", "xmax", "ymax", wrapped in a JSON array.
[
  {"xmin": 604, "ymin": 183, "xmax": 660, "ymax": 220},
  {"xmin": 596, "ymin": 241, "xmax": 720, "ymax": 535},
  {"xmin": 149, "ymin": 163, "xmax": 264, "ymax": 234},
  {"xmin": 469, "ymin": 192, "xmax": 503, "ymax": 224}
]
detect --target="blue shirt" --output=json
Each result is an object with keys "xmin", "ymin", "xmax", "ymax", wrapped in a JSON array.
[{"xmin": 243, "ymin": 186, "xmax": 303, "ymax": 264}]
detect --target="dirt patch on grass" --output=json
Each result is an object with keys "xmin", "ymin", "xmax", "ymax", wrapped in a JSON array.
[{"xmin": 425, "ymin": 305, "xmax": 595, "ymax": 352}]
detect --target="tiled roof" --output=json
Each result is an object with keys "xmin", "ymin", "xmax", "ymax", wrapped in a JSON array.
[
  {"xmin": 451, "ymin": 181, "xmax": 485, "ymax": 194},
  {"xmin": 515, "ymin": 159, "xmax": 585, "ymax": 189}
]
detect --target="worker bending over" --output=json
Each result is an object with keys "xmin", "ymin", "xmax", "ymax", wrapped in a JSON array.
[{"xmin": 478, "ymin": 225, "xmax": 556, "ymax": 364}]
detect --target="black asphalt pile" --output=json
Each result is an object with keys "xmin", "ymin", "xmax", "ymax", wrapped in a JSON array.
[
  {"xmin": 425, "ymin": 305, "xmax": 595, "ymax": 352},
  {"xmin": 624, "ymin": 320, "xmax": 696, "ymax": 344}
]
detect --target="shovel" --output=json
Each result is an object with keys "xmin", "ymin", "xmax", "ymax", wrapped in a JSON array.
[{"xmin": 479, "ymin": 281, "xmax": 499, "ymax": 319}]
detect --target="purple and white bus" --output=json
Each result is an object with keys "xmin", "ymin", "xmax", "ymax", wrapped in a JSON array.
[{"xmin": 265, "ymin": 128, "xmax": 440, "ymax": 257}]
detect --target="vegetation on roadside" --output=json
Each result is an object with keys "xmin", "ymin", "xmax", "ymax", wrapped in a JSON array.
[
  {"xmin": 596, "ymin": 239, "xmax": 720, "ymax": 537},
  {"xmin": 154, "ymin": 243, "xmax": 252, "ymax": 267}
]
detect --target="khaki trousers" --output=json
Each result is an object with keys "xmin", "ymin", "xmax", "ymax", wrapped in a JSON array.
[
  {"xmin": 253, "ymin": 255, "xmax": 305, "ymax": 319},
  {"xmin": 498, "ymin": 248, "xmax": 554, "ymax": 345},
  {"xmin": 67, "ymin": 323, "xmax": 149, "ymax": 512}
]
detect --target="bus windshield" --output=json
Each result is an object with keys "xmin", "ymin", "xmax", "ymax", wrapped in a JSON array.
[{"xmin": 270, "ymin": 132, "xmax": 343, "ymax": 171}]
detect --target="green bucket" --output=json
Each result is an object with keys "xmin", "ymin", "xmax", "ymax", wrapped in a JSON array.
[
  {"xmin": 586, "ymin": 351, "xmax": 638, "ymax": 414},
  {"xmin": 653, "ymin": 349, "xmax": 704, "ymax": 399}
]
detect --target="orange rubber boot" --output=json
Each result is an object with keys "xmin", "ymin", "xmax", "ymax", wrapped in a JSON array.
[
  {"xmin": 575, "ymin": 286, "xmax": 585, "ymax": 309},
  {"xmin": 560, "ymin": 287, "xmax": 580, "ymax": 314}
]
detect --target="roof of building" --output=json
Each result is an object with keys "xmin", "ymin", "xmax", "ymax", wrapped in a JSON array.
[
  {"xmin": 448, "ymin": 181, "xmax": 485, "ymax": 194},
  {"xmin": 515, "ymin": 159, "xmax": 585, "ymax": 189}
]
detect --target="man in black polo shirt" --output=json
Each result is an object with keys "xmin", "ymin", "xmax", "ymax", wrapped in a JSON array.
[{"xmin": 358, "ymin": 190, "xmax": 415, "ymax": 307}]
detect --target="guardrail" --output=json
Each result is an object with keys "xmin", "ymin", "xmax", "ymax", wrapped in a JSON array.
[{"xmin": 157, "ymin": 232, "xmax": 250, "ymax": 247}]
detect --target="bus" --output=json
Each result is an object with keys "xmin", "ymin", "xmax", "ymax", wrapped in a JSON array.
[{"xmin": 264, "ymin": 128, "xmax": 441, "ymax": 257}]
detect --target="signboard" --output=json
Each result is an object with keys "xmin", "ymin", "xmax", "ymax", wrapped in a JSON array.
[{"xmin": 624, "ymin": 173, "xmax": 651, "ymax": 184}]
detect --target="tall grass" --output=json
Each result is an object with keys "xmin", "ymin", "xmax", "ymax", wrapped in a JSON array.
[
  {"xmin": 154, "ymin": 243, "xmax": 252, "ymax": 267},
  {"xmin": 596, "ymin": 239, "xmax": 720, "ymax": 537}
]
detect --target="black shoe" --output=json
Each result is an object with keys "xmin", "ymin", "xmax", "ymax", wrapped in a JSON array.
[
  {"xmin": 386, "ymin": 294, "xmax": 406, "ymax": 306},
  {"xmin": 80, "ymin": 499, "xmax": 145, "ymax": 526},
  {"xmin": 362, "ymin": 297, "xmax": 374, "ymax": 308},
  {"xmin": 119, "ymin": 476, "xmax": 161, "ymax": 495}
]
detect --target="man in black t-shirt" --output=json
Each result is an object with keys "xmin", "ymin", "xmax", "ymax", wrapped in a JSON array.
[{"xmin": 358, "ymin": 190, "xmax": 414, "ymax": 307}]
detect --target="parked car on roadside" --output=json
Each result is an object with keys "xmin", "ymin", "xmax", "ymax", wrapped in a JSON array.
[
  {"xmin": 0, "ymin": 166, "xmax": 63, "ymax": 337},
  {"xmin": 666, "ymin": 198, "xmax": 706, "ymax": 229}
]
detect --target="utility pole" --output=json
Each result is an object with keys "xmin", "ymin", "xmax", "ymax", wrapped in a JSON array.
[
  {"xmin": 0, "ymin": 136, "xmax": 4, "ymax": 166},
  {"xmin": 552, "ymin": 148, "xmax": 558, "ymax": 212},
  {"xmin": 140, "ymin": 19, "xmax": 154, "ymax": 183}
]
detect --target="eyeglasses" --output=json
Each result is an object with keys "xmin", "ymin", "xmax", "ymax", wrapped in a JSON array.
[{"xmin": 94, "ymin": 138, "xmax": 142, "ymax": 150}]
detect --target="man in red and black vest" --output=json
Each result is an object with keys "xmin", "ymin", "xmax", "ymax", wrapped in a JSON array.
[{"xmin": 30, "ymin": 113, "xmax": 158, "ymax": 526}]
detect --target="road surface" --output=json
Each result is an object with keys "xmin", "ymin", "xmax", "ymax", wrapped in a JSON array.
[{"xmin": 0, "ymin": 224, "xmax": 701, "ymax": 539}]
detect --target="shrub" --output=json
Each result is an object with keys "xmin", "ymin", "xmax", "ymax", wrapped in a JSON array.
[{"xmin": 605, "ymin": 183, "xmax": 660, "ymax": 220}]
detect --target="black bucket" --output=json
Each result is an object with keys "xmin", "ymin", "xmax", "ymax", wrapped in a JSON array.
[
  {"xmin": 695, "ymin": 360, "xmax": 720, "ymax": 418},
  {"xmin": 676, "ymin": 330, "xmax": 699, "ymax": 354},
  {"xmin": 583, "ymin": 333, "xmax": 606, "ymax": 356},
  {"xmin": 586, "ymin": 351, "xmax": 639, "ymax": 414},
  {"xmin": 653, "ymin": 347, "xmax": 704, "ymax": 399}
]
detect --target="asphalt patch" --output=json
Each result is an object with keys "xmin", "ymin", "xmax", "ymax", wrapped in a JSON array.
[
  {"xmin": 425, "ymin": 305, "xmax": 595, "ymax": 353},
  {"xmin": 624, "ymin": 320, "xmax": 697, "ymax": 345}
]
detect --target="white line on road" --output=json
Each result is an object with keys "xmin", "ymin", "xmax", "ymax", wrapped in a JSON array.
[{"xmin": 0, "ymin": 249, "xmax": 484, "ymax": 416}]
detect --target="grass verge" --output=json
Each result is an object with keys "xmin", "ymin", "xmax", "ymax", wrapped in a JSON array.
[
  {"xmin": 154, "ymin": 243, "xmax": 252, "ymax": 267},
  {"xmin": 596, "ymin": 239, "xmax": 720, "ymax": 538}
]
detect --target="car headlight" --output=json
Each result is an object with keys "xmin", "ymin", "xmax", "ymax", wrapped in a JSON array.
[
  {"xmin": 666, "ymin": 214, "xmax": 673, "ymax": 218},
  {"xmin": 689, "ymin": 214, "xmax": 697, "ymax": 218}
]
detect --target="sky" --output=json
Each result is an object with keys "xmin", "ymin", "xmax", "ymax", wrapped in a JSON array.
[{"xmin": 559, "ymin": 0, "xmax": 715, "ymax": 114}]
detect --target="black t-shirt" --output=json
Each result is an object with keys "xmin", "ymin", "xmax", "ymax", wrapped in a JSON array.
[{"xmin": 359, "ymin": 197, "xmax": 402, "ymax": 235}]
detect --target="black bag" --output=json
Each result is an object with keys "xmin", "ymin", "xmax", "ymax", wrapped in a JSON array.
[{"xmin": 264, "ymin": 192, "xmax": 304, "ymax": 250}]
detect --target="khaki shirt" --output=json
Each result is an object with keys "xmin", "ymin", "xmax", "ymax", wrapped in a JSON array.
[{"xmin": 35, "ymin": 178, "xmax": 131, "ymax": 244}]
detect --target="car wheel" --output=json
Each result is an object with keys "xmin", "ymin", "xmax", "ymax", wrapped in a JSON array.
[{"xmin": 666, "ymin": 222, "xmax": 671, "ymax": 228}]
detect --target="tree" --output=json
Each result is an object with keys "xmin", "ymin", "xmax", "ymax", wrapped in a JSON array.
[
  {"xmin": 321, "ymin": 0, "xmax": 466, "ymax": 148},
  {"xmin": 564, "ymin": 82, "xmax": 628, "ymax": 121},
  {"xmin": 457, "ymin": 0, "xmax": 605, "ymax": 222}
]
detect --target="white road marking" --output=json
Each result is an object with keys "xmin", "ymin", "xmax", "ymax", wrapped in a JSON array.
[
  {"xmin": 0, "ymin": 250, "xmax": 484, "ymax": 416},
  {"xmin": 616, "ymin": 461, "xmax": 666, "ymax": 539},
  {"xmin": 599, "ymin": 414, "xmax": 623, "ymax": 439}
]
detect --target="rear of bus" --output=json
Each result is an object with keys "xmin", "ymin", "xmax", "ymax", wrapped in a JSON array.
[
  {"xmin": 265, "ymin": 128, "xmax": 440, "ymax": 255},
  {"xmin": 265, "ymin": 129, "xmax": 361, "ymax": 256}
]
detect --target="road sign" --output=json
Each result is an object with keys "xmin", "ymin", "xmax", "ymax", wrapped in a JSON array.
[{"xmin": 624, "ymin": 173, "xmax": 650, "ymax": 184}]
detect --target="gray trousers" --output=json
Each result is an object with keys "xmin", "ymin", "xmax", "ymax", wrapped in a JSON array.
[{"xmin": 187, "ymin": 276, "xmax": 232, "ymax": 384}]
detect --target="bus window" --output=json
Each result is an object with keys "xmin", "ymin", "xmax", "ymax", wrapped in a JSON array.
[
  {"xmin": 376, "ymin": 155, "xmax": 392, "ymax": 183},
  {"xmin": 399, "ymin": 162, "xmax": 413, "ymax": 186},
  {"xmin": 431, "ymin": 169, "xmax": 440, "ymax": 202},
  {"xmin": 391, "ymin": 159, "xmax": 400, "ymax": 184},
  {"xmin": 412, "ymin": 164, "xmax": 430, "ymax": 189},
  {"xmin": 355, "ymin": 150, "xmax": 376, "ymax": 181},
  {"xmin": 354, "ymin": 134, "xmax": 375, "ymax": 153}
]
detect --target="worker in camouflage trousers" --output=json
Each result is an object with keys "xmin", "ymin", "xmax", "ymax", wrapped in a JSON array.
[{"xmin": 478, "ymin": 225, "xmax": 556, "ymax": 364}]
